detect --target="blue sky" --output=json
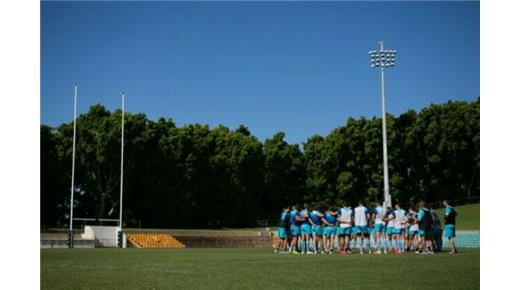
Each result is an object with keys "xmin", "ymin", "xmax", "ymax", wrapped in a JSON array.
[{"xmin": 41, "ymin": 1, "xmax": 479, "ymax": 144}]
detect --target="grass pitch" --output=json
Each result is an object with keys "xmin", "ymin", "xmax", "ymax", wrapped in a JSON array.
[{"xmin": 41, "ymin": 248, "xmax": 479, "ymax": 289}]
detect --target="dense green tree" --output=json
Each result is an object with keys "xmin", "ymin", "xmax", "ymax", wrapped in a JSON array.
[{"xmin": 41, "ymin": 98, "xmax": 480, "ymax": 228}]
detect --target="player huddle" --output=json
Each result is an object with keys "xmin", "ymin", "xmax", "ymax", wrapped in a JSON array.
[{"xmin": 275, "ymin": 200, "xmax": 458, "ymax": 255}]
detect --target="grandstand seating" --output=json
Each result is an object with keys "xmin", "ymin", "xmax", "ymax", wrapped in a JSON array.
[
  {"xmin": 442, "ymin": 231, "xmax": 479, "ymax": 248},
  {"xmin": 126, "ymin": 233, "xmax": 186, "ymax": 249}
]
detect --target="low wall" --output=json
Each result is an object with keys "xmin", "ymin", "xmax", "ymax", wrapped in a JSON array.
[
  {"xmin": 175, "ymin": 235, "xmax": 272, "ymax": 248},
  {"xmin": 40, "ymin": 239, "xmax": 95, "ymax": 249},
  {"xmin": 442, "ymin": 231, "xmax": 479, "ymax": 248}
]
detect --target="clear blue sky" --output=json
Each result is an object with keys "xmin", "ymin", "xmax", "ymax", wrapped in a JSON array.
[{"xmin": 41, "ymin": 1, "xmax": 479, "ymax": 145}]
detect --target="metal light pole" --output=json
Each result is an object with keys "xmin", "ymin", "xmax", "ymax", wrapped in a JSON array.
[
  {"xmin": 69, "ymin": 84, "xmax": 78, "ymax": 248},
  {"xmin": 118, "ymin": 92, "xmax": 125, "ymax": 248},
  {"xmin": 369, "ymin": 41, "xmax": 397, "ymax": 209}
]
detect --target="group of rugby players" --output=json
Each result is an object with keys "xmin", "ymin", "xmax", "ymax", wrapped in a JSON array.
[{"xmin": 275, "ymin": 199, "xmax": 458, "ymax": 255}]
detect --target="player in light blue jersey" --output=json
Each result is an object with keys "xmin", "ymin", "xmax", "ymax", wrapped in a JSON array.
[
  {"xmin": 288, "ymin": 205, "xmax": 302, "ymax": 254},
  {"xmin": 443, "ymin": 200, "xmax": 458, "ymax": 254},
  {"xmin": 417, "ymin": 201, "xmax": 433, "ymax": 254},
  {"xmin": 275, "ymin": 206, "xmax": 290, "ymax": 253},
  {"xmin": 323, "ymin": 207, "xmax": 337, "ymax": 254},
  {"xmin": 309, "ymin": 208, "xmax": 324, "ymax": 254},
  {"xmin": 299, "ymin": 204, "xmax": 312, "ymax": 255},
  {"xmin": 372, "ymin": 204, "xmax": 386, "ymax": 254}
]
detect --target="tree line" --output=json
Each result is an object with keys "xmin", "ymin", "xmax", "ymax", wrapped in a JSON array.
[{"xmin": 41, "ymin": 98, "xmax": 479, "ymax": 228}]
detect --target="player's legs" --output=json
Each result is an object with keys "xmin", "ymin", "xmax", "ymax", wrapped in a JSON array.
[
  {"xmin": 299, "ymin": 224, "xmax": 307, "ymax": 254},
  {"xmin": 326, "ymin": 227, "xmax": 335, "ymax": 254},
  {"xmin": 417, "ymin": 229, "xmax": 424, "ymax": 253},
  {"xmin": 386, "ymin": 227, "xmax": 393, "ymax": 253},
  {"xmin": 301, "ymin": 234, "xmax": 307, "ymax": 254},
  {"xmin": 374, "ymin": 224, "xmax": 382, "ymax": 253},
  {"xmin": 393, "ymin": 228, "xmax": 400, "ymax": 253},
  {"xmin": 355, "ymin": 227, "xmax": 364, "ymax": 254},
  {"xmin": 344, "ymin": 227, "xmax": 351, "ymax": 253},
  {"xmin": 374, "ymin": 231, "xmax": 380, "ymax": 252},
  {"xmin": 329, "ymin": 232, "xmax": 336, "ymax": 254},
  {"xmin": 289, "ymin": 225, "xmax": 300, "ymax": 254},
  {"xmin": 363, "ymin": 227, "xmax": 371, "ymax": 254},
  {"xmin": 403, "ymin": 230, "xmax": 408, "ymax": 252},
  {"xmin": 313, "ymin": 230, "xmax": 322, "ymax": 254},
  {"xmin": 338, "ymin": 235, "xmax": 345, "ymax": 254},
  {"xmin": 444, "ymin": 225, "xmax": 457, "ymax": 253},
  {"xmin": 276, "ymin": 227, "xmax": 286, "ymax": 253},
  {"xmin": 336, "ymin": 227, "xmax": 345, "ymax": 254},
  {"xmin": 313, "ymin": 225, "xmax": 323, "ymax": 254}
]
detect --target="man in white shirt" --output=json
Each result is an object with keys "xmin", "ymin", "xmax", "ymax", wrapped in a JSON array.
[
  {"xmin": 384, "ymin": 207, "xmax": 395, "ymax": 254},
  {"xmin": 337, "ymin": 204, "xmax": 353, "ymax": 254},
  {"xmin": 354, "ymin": 201, "xmax": 371, "ymax": 254},
  {"xmin": 407, "ymin": 208, "xmax": 419, "ymax": 251},
  {"xmin": 372, "ymin": 203, "xmax": 386, "ymax": 254},
  {"xmin": 393, "ymin": 203, "xmax": 407, "ymax": 254}
]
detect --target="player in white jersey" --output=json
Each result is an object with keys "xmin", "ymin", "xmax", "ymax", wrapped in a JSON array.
[
  {"xmin": 372, "ymin": 204, "xmax": 386, "ymax": 254},
  {"xmin": 337, "ymin": 204, "xmax": 354, "ymax": 254},
  {"xmin": 384, "ymin": 207, "xmax": 395, "ymax": 253},
  {"xmin": 354, "ymin": 201, "xmax": 371, "ymax": 254},
  {"xmin": 407, "ymin": 208, "xmax": 419, "ymax": 251},
  {"xmin": 392, "ymin": 203, "xmax": 407, "ymax": 254}
]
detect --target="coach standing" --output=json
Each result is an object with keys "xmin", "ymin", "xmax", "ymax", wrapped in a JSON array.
[{"xmin": 443, "ymin": 200, "xmax": 458, "ymax": 254}]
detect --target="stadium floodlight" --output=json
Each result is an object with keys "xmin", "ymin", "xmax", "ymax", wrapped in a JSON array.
[
  {"xmin": 118, "ymin": 91, "xmax": 125, "ymax": 248},
  {"xmin": 368, "ymin": 41, "xmax": 397, "ymax": 209},
  {"xmin": 69, "ymin": 84, "xmax": 78, "ymax": 248}
]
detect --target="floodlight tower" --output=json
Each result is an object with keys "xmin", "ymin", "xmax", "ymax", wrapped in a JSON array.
[
  {"xmin": 69, "ymin": 84, "xmax": 78, "ymax": 248},
  {"xmin": 118, "ymin": 91, "xmax": 125, "ymax": 248},
  {"xmin": 369, "ymin": 41, "xmax": 397, "ymax": 209}
]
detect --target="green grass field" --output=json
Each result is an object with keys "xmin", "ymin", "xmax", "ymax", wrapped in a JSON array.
[{"xmin": 41, "ymin": 248, "xmax": 479, "ymax": 289}]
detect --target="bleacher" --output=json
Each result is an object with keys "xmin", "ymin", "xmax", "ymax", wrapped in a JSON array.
[
  {"xmin": 127, "ymin": 233, "xmax": 186, "ymax": 249},
  {"xmin": 442, "ymin": 231, "xmax": 479, "ymax": 249}
]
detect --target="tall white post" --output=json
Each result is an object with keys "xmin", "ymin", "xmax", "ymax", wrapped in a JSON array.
[
  {"xmin": 69, "ymin": 84, "xmax": 78, "ymax": 248},
  {"xmin": 119, "ymin": 92, "xmax": 125, "ymax": 230},
  {"xmin": 379, "ymin": 41, "xmax": 391, "ymax": 208}
]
